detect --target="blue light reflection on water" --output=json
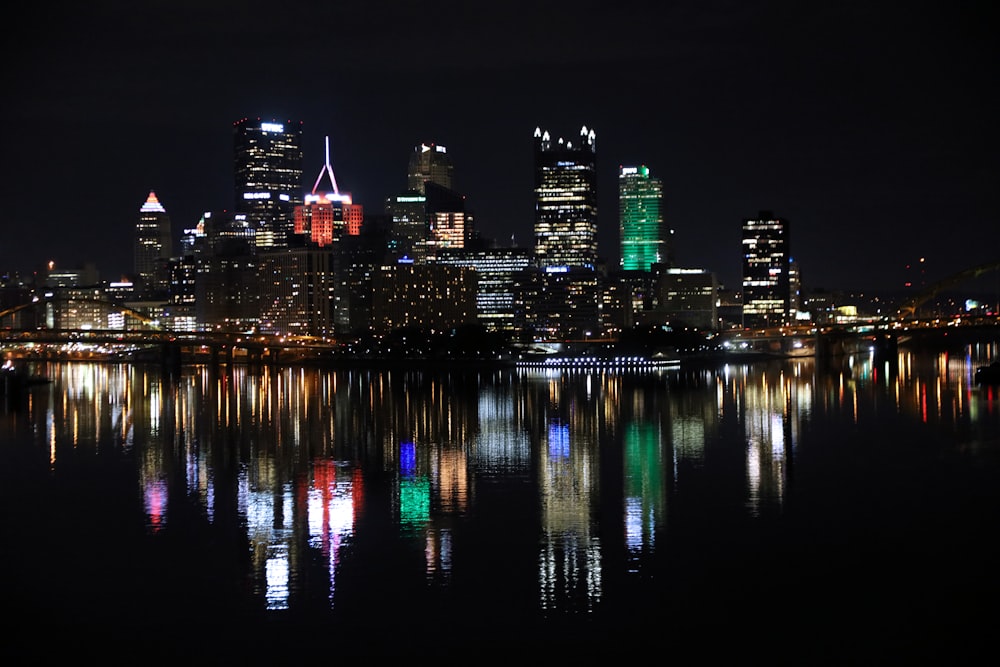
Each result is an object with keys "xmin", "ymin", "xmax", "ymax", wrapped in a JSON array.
[{"xmin": 1, "ymin": 346, "xmax": 999, "ymax": 660}]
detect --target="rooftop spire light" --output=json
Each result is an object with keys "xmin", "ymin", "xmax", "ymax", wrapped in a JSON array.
[{"xmin": 311, "ymin": 136, "xmax": 340, "ymax": 196}]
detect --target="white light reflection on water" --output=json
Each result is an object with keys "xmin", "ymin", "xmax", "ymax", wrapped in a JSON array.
[
  {"xmin": 538, "ymin": 415, "xmax": 602, "ymax": 613},
  {"xmin": 473, "ymin": 384, "xmax": 531, "ymax": 476},
  {"xmin": 242, "ymin": 466, "xmax": 296, "ymax": 610}
]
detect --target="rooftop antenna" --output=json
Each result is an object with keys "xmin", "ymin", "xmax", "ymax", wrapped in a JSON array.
[{"xmin": 312, "ymin": 136, "xmax": 340, "ymax": 196}]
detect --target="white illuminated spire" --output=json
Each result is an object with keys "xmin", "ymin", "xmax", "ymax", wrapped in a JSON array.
[{"xmin": 311, "ymin": 136, "xmax": 340, "ymax": 196}]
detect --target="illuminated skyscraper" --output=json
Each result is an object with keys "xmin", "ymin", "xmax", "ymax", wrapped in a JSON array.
[
  {"xmin": 258, "ymin": 246, "xmax": 335, "ymax": 337},
  {"xmin": 420, "ymin": 181, "xmax": 471, "ymax": 261},
  {"xmin": 533, "ymin": 125, "xmax": 597, "ymax": 269},
  {"xmin": 294, "ymin": 136, "xmax": 362, "ymax": 247},
  {"xmin": 434, "ymin": 246, "xmax": 533, "ymax": 333},
  {"xmin": 619, "ymin": 166, "xmax": 668, "ymax": 272},
  {"xmin": 407, "ymin": 143, "xmax": 454, "ymax": 193},
  {"xmin": 385, "ymin": 190, "xmax": 427, "ymax": 260},
  {"xmin": 233, "ymin": 117, "xmax": 304, "ymax": 248},
  {"xmin": 134, "ymin": 190, "xmax": 172, "ymax": 295},
  {"xmin": 742, "ymin": 211, "xmax": 790, "ymax": 329}
]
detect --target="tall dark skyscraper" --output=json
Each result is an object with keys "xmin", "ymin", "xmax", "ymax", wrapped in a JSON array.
[
  {"xmin": 618, "ymin": 165, "xmax": 668, "ymax": 272},
  {"xmin": 533, "ymin": 125, "xmax": 598, "ymax": 269},
  {"xmin": 387, "ymin": 141, "xmax": 457, "ymax": 261},
  {"xmin": 233, "ymin": 117, "xmax": 304, "ymax": 248},
  {"xmin": 407, "ymin": 142, "xmax": 454, "ymax": 194},
  {"xmin": 134, "ymin": 190, "xmax": 172, "ymax": 295},
  {"xmin": 741, "ymin": 210, "xmax": 790, "ymax": 329}
]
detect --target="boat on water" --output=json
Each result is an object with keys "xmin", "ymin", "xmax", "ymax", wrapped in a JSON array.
[
  {"xmin": 974, "ymin": 362, "xmax": 1000, "ymax": 385},
  {"xmin": 515, "ymin": 350, "xmax": 681, "ymax": 370}
]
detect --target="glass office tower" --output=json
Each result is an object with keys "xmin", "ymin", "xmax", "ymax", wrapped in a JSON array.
[
  {"xmin": 533, "ymin": 125, "xmax": 598, "ymax": 270},
  {"xmin": 134, "ymin": 190, "xmax": 172, "ymax": 296},
  {"xmin": 407, "ymin": 142, "xmax": 454, "ymax": 194},
  {"xmin": 618, "ymin": 165, "xmax": 666, "ymax": 272},
  {"xmin": 233, "ymin": 117, "xmax": 304, "ymax": 248},
  {"xmin": 741, "ymin": 211, "xmax": 790, "ymax": 329}
]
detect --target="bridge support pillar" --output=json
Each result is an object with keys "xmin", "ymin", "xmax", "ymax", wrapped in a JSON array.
[{"xmin": 163, "ymin": 343, "xmax": 181, "ymax": 374}]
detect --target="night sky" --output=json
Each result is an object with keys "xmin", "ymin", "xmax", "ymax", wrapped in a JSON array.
[{"xmin": 2, "ymin": 0, "xmax": 997, "ymax": 294}]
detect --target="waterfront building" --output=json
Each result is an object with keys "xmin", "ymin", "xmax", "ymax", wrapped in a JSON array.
[
  {"xmin": 654, "ymin": 267, "xmax": 719, "ymax": 330},
  {"xmin": 514, "ymin": 266, "xmax": 601, "ymax": 341},
  {"xmin": 533, "ymin": 126, "xmax": 598, "ymax": 270},
  {"xmin": 233, "ymin": 117, "xmax": 304, "ymax": 248},
  {"xmin": 433, "ymin": 246, "xmax": 534, "ymax": 333},
  {"xmin": 600, "ymin": 270, "xmax": 658, "ymax": 335},
  {"xmin": 257, "ymin": 246, "xmax": 335, "ymax": 338},
  {"xmin": 619, "ymin": 166, "xmax": 669, "ymax": 272},
  {"xmin": 332, "ymin": 217, "xmax": 393, "ymax": 337},
  {"xmin": 195, "ymin": 211, "xmax": 260, "ymax": 332},
  {"xmin": 42, "ymin": 287, "xmax": 113, "ymax": 330},
  {"xmin": 166, "ymin": 255, "xmax": 198, "ymax": 332},
  {"xmin": 134, "ymin": 191, "xmax": 172, "ymax": 296},
  {"xmin": 789, "ymin": 257, "xmax": 802, "ymax": 318},
  {"xmin": 372, "ymin": 259, "xmax": 477, "ymax": 335},
  {"xmin": 716, "ymin": 287, "xmax": 744, "ymax": 330},
  {"xmin": 741, "ymin": 211, "xmax": 790, "ymax": 329}
]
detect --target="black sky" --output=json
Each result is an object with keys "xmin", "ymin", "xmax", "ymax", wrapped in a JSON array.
[{"xmin": 2, "ymin": 0, "xmax": 997, "ymax": 293}]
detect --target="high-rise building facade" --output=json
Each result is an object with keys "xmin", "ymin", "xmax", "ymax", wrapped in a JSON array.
[
  {"xmin": 258, "ymin": 246, "xmax": 335, "ymax": 338},
  {"xmin": 195, "ymin": 210, "xmax": 259, "ymax": 332},
  {"xmin": 419, "ymin": 181, "xmax": 471, "ymax": 261},
  {"xmin": 385, "ymin": 191, "xmax": 427, "ymax": 260},
  {"xmin": 233, "ymin": 117, "xmax": 304, "ymax": 248},
  {"xmin": 134, "ymin": 190, "xmax": 172, "ymax": 295},
  {"xmin": 407, "ymin": 143, "xmax": 454, "ymax": 193},
  {"xmin": 386, "ymin": 142, "xmax": 456, "ymax": 261},
  {"xmin": 655, "ymin": 267, "xmax": 719, "ymax": 330},
  {"xmin": 741, "ymin": 211, "xmax": 790, "ymax": 329},
  {"xmin": 619, "ymin": 166, "xmax": 668, "ymax": 272},
  {"xmin": 294, "ymin": 136, "xmax": 362, "ymax": 247},
  {"xmin": 433, "ymin": 246, "xmax": 534, "ymax": 333},
  {"xmin": 533, "ymin": 125, "xmax": 598, "ymax": 270},
  {"xmin": 372, "ymin": 260, "xmax": 477, "ymax": 335}
]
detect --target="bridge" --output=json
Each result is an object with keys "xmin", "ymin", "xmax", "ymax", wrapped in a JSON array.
[
  {"xmin": 897, "ymin": 259, "xmax": 1000, "ymax": 318},
  {"xmin": 0, "ymin": 328, "xmax": 338, "ymax": 368},
  {"xmin": 719, "ymin": 323, "xmax": 891, "ymax": 359}
]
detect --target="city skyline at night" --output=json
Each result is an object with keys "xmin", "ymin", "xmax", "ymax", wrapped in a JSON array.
[{"xmin": 2, "ymin": 2, "xmax": 996, "ymax": 295}]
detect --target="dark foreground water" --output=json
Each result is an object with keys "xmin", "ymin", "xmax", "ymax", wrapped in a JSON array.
[{"xmin": 2, "ymin": 343, "xmax": 1000, "ymax": 662}]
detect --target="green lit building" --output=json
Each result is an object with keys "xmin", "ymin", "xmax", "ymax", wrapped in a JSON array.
[{"xmin": 618, "ymin": 166, "xmax": 668, "ymax": 272}]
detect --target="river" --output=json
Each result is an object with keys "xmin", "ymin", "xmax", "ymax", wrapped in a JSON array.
[{"xmin": 2, "ymin": 341, "xmax": 999, "ymax": 661}]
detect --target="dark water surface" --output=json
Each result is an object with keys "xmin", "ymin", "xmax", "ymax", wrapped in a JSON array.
[{"xmin": 2, "ymin": 344, "xmax": 999, "ymax": 662}]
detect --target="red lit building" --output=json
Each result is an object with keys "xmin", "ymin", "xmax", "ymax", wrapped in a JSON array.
[{"xmin": 294, "ymin": 136, "xmax": 362, "ymax": 247}]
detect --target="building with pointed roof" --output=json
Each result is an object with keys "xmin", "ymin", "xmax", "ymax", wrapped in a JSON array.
[
  {"xmin": 134, "ymin": 190, "xmax": 172, "ymax": 296},
  {"xmin": 294, "ymin": 136, "xmax": 363, "ymax": 247}
]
